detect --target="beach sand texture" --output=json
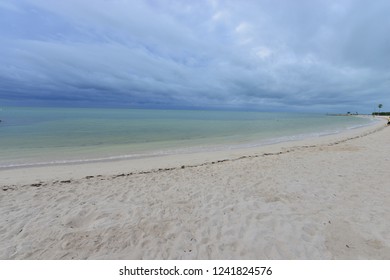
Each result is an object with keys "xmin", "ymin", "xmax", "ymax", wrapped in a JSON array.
[{"xmin": 1, "ymin": 119, "xmax": 390, "ymax": 259}]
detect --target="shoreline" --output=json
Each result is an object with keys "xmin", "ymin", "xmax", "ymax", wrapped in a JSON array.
[
  {"xmin": 0, "ymin": 111, "xmax": 375, "ymax": 170},
  {"xmin": 1, "ymin": 117, "xmax": 389, "ymax": 259},
  {"xmin": 0, "ymin": 117, "xmax": 376, "ymax": 170},
  {"xmin": 0, "ymin": 116, "xmax": 384, "ymax": 187}
]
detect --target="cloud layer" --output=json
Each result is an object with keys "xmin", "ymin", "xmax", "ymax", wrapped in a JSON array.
[{"xmin": 1, "ymin": 0, "xmax": 389, "ymax": 112}]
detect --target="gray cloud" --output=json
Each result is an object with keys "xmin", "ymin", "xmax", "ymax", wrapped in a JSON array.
[{"xmin": 0, "ymin": 0, "xmax": 389, "ymax": 112}]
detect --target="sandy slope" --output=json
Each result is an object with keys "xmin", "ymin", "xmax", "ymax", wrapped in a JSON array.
[{"xmin": 1, "ymin": 118, "xmax": 390, "ymax": 259}]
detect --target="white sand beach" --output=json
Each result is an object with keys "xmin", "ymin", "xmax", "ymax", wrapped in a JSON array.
[{"xmin": 1, "ymin": 118, "xmax": 390, "ymax": 259}]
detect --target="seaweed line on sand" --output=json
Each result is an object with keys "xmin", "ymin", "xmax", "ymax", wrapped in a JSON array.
[{"xmin": 1, "ymin": 124, "xmax": 386, "ymax": 191}]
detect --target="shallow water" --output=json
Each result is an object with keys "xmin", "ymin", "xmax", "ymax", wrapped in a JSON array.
[{"xmin": 0, "ymin": 107, "xmax": 375, "ymax": 168}]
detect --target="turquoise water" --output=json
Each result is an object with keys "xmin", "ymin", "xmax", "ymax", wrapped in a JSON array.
[{"xmin": 0, "ymin": 107, "xmax": 375, "ymax": 168}]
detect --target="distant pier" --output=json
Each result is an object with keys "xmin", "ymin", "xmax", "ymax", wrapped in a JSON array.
[{"xmin": 326, "ymin": 113, "xmax": 359, "ymax": 116}]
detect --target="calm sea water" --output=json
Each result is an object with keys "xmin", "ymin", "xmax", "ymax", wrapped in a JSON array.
[{"xmin": 0, "ymin": 107, "xmax": 375, "ymax": 169}]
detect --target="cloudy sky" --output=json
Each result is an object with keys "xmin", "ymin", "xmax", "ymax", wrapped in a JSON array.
[{"xmin": 0, "ymin": 0, "xmax": 389, "ymax": 112}]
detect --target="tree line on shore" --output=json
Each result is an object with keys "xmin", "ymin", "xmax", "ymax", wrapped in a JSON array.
[{"xmin": 372, "ymin": 112, "xmax": 390, "ymax": 116}]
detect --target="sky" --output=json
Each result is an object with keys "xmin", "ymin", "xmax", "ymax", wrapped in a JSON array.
[{"xmin": 0, "ymin": 0, "xmax": 389, "ymax": 113}]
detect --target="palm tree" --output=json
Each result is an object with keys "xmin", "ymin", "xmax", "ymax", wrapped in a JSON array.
[{"xmin": 378, "ymin": 104, "xmax": 383, "ymax": 115}]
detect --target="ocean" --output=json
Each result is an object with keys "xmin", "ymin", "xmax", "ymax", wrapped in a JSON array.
[{"xmin": 0, "ymin": 107, "xmax": 375, "ymax": 169}]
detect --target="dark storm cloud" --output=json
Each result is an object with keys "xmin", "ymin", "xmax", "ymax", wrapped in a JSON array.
[{"xmin": 0, "ymin": 0, "xmax": 389, "ymax": 112}]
